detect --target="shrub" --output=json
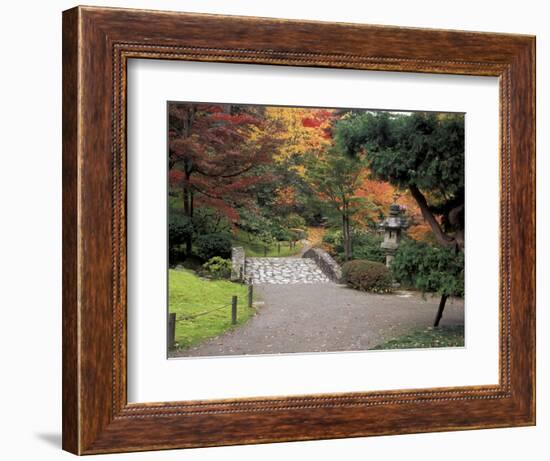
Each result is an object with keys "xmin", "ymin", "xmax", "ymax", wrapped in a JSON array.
[
  {"xmin": 321, "ymin": 229, "xmax": 343, "ymax": 258},
  {"xmin": 269, "ymin": 224, "xmax": 289, "ymax": 242},
  {"xmin": 169, "ymin": 212, "xmax": 193, "ymax": 246},
  {"xmin": 194, "ymin": 233, "xmax": 232, "ymax": 261},
  {"xmin": 351, "ymin": 230, "xmax": 385, "ymax": 263},
  {"xmin": 391, "ymin": 240, "xmax": 464, "ymax": 297},
  {"xmin": 322, "ymin": 228, "xmax": 341, "ymax": 246},
  {"xmin": 289, "ymin": 228, "xmax": 307, "ymax": 241},
  {"xmin": 284, "ymin": 213, "xmax": 307, "ymax": 230},
  {"xmin": 201, "ymin": 256, "xmax": 232, "ymax": 279},
  {"xmin": 342, "ymin": 260, "xmax": 393, "ymax": 293},
  {"xmin": 322, "ymin": 229, "xmax": 385, "ymax": 263},
  {"xmin": 168, "ymin": 211, "xmax": 193, "ymax": 264},
  {"xmin": 168, "ymin": 246, "xmax": 186, "ymax": 266},
  {"xmin": 192, "ymin": 208, "xmax": 232, "ymax": 235}
]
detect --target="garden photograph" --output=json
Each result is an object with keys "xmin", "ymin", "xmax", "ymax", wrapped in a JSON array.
[{"xmin": 167, "ymin": 101, "xmax": 465, "ymax": 358}]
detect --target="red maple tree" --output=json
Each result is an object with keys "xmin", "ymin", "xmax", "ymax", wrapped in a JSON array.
[{"xmin": 168, "ymin": 103, "xmax": 278, "ymax": 254}]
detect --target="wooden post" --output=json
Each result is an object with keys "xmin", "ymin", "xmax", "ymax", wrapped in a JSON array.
[
  {"xmin": 231, "ymin": 295, "xmax": 238, "ymax": 325},
  {"xmin": 248, "ymin": 284, "xmax": 253, "ymax": 308},
  {"xmin": 277, "ymin": 243, "xmax": 281, "ymax": 255},
  {"xmin": 168, "ymin": 312, "xmax": 176, "ymax": 350},
  {"xmin": 239, "ymin": 266, "xmax": 244, "ymax": 283},
  {"xmin": 264, "ymin": 246, "xmax": 267, "ymax": 257}
]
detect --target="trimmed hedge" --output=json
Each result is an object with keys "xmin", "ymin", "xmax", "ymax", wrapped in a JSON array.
[
  {"xmin": 194, "ymin": 233, "xmax": 232, "ymax": 261},
  {"xmin": 342, "ymin": 260, "xmax": 393, "ymax": 293}
]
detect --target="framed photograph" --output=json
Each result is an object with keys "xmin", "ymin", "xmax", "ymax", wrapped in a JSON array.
[{"xmin": 62, "ymin": 6, "xmax": 535, "ymax": 455}]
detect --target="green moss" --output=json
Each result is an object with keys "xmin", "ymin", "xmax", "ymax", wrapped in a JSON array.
[
  {"xmin": 372, "ymin": 325, "xmax": 465, "ymax": 350},
  {"xmin": 169, "ymin": 269, "xmax": 255, "ymax": 351}
]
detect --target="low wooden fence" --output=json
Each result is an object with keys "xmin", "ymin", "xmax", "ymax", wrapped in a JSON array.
[{"xmin": 167, "ymin": 285, "xmax": 254, "ymax": 349}]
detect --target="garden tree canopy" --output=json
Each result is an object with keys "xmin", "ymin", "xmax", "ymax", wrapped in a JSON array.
[
  {"xmin": 265, "ymin": 107, "xmax": 333, "ymax": 169},
  {"xmin": 335, "ymin": 111, "xmax": 465, "ymax": 251},
  {"xmin": 236, "ymin": 107, "xmax": 335, "ymax": 231},
  {"xmin": 305, "ymin": 147, "xmax": 368, "ymax": 261},
  {"xmin": 335, "ymin": 111, "xmax": 465, "ymax": 325},
  {"xmin": 254, "ymin": 107, "xmax": 334, "ymax": 223},
  {"xmin": 392, "ymin": 239, "xmax": 465, "ymax": 326},
  {"xmin": 169, "ymin": 103, "xmax": 279, "ymax": 255}
]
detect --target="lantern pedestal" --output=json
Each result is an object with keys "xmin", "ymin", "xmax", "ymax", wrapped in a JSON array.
[{"xmin": 379, "ymin": 203, "xmax": 408, "ymax": 268}]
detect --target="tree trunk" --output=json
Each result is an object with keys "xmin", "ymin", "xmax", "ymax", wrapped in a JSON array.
[
  {"xmin": 185, "ymin": 230, "xmax": 192, "ymax": 257},
  {"xmin": 341, "ymin": 213, "xmax": 346, "ymax": 261},
  {"xmin": 433, "ymin": 294, "xmax": 448, "ymax": 327},
  {"xmin": 342, "ymin": 212, "xmax": 351, "ymax": 261},
  {"xmin": 183, "ymin": 170, "xmax": 193, "ymax": 257},
  {"xmin": 345, "ymin": 215, "xmax": 352, "ymax": 260},
  {"xmin": 408, "ymin": 184, "xmax": 464, "ymax": 251}
]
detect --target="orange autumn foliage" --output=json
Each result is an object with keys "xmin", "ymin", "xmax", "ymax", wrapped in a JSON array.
[
  {"xmin": 274, "ymin": 185, "xmax": 297, "ymax": 208},
  {"xmin": 353, "ymin": 173, "xmax": 432, "ymax": 242}
]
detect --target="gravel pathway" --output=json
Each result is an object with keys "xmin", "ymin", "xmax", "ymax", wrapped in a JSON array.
[{"xmin": 173, "ymin": 283, "xmax": 465, "ymax": 358}]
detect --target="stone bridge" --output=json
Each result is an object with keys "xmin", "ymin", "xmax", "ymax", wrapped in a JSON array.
[{"xmin": 244, "ymin": 257, "xmax": 331, "ymax": 284}]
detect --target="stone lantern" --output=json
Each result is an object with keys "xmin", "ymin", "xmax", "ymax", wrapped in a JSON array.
[{"xmin": 379, "ymin": 203, "xmax": 409, "ymax": 267}]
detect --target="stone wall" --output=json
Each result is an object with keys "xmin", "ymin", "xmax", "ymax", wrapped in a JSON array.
[
  {"xmin": 230, "ymin": 247, "xmax": 246, "ymax": 281},
  {"xmin": 302, "ymin": 247, "xmax": 342, "ymax": 283}
]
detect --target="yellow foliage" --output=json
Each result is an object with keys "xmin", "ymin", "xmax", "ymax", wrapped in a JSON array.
[{"xmin": 265, "ymin": 107, "xmax": 333, "ymax": 173}]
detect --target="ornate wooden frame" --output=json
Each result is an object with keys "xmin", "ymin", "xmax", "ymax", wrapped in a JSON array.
[{"xmin": 62, "ymin": 5, "xmax": 536, "ymax": 455}]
